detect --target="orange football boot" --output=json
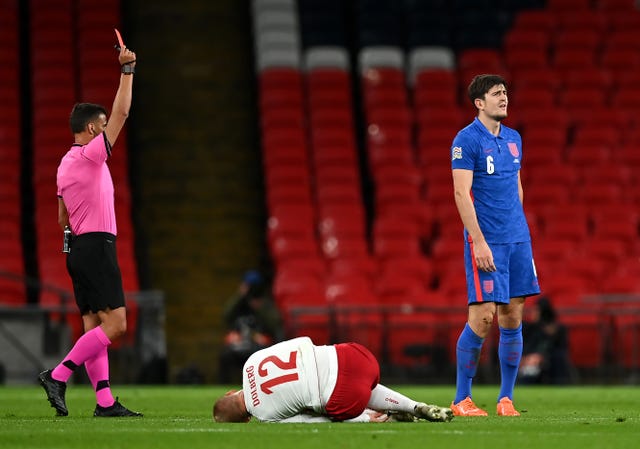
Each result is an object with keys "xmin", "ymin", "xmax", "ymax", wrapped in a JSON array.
[
  {"xmin": 496, "ymin": 397, "xmax": 520, "ymax": 416},
  {"xmin": 450, "ymin": 397, "xmax": 488, "ymax": 416}
]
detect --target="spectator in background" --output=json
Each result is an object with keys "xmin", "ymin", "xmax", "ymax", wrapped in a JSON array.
[
  {"xmin": 519, "ymin": 296, "xmax": 571, "ymax": 385},
  {"xmin": 218, "ymin": 270, "xmax": 283, "ymax": 383}
]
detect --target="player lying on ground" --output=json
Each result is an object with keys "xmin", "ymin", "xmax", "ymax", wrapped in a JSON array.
[{"xmin": 213, "ymin": 336, "xmax": 454, "ymax": 423}]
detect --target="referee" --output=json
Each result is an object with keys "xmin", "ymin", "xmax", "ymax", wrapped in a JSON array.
[{"xmin": 38, "ymin": 42, "xmax": 142, "ymax": 417}]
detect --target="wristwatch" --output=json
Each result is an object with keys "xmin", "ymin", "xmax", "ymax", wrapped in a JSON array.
[{"xmin": 121, "ymin": 64, "xmax": 135, "ymax": 74}]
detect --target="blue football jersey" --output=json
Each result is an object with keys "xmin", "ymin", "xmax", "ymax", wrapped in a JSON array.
[{"xmin": 451, "ymin": 118, "xmax": 531, "ymax": 244}]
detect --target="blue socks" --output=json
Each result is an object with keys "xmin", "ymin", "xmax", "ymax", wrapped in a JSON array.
[
  {"xmin": 454, "ymin": 323, "xmax": 484, "ymax": 404},
  {"xmin": 497, "ymin": 324, "xmax": 523, "ymax": 401}
]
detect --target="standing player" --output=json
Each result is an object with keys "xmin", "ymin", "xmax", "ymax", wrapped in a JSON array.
[
  {"xmin": 213, "ymin": 336, "xmax": 453, "ymax": 423},
  {"xmin": 38, "ymin": 42, "xmax": 141, "ymax": 417},
  {"xmin": 449, "ymin": 74, "xmax": 540, "ymax": 417}
]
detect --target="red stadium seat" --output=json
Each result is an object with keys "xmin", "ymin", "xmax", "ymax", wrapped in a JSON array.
[
  {"xmin": 378, "ymin": 255, "xmax": 435, "ymax": 291},
  {"xmin": 321, "ymin": 235, "xmax": 369, "ymax": 261},
  {"xmin": 557, "ymin": 10, "xmax": 609, "ymax": 32},
  {"xmin": 512, "ymin": 10, "xmax": 557, "ymax": 33},
  {"xmin": 565, "ymin": 144, "xmax": 611, "ymax": 167},
  {"xmin": 307, "ymin": 68, "xmax": 350, "ymax": 90},
  {"xmin": 552, "ymin": 47, "xmax": 596, "ymax": 72},
  {"xmin": 561, "ymin": 67, "xmax": 613, "ymax": 91},
  {"xmin": 413, "ymin": 69, "xmax": 458, "ymax": 107},
  {"xmin": 374, "ymin": 182, "xmax": 421, "ymax": 212},
  {"xmin": 524, "ymin": 183, "xmax": 571, "ymax": 206},
  {"xmin": 363, "ymin": 86, "xmax": 408, "ymax": 110},
  {"xmin": 263, "ymin": 143, "xmax": 309, "ymax": 168},
  {"xmin": 316, "ymin": 183, "xmax": 362, "ymax": 206},
  {"xmin": 366, "ymin": 122, "xmax": 411, "ymax": 148},
  {"xmin": 504, "ymin": 47, "xmax": 549, "ymax": 72},
  {"xmin": 559, "ymin": 312, "xmax": 606, "ymax": 369},
  {"xmin": 324, "ymin": 273, "xmax": 382, "ymax": 355},
  {"xmin": 260, "ymin": 68, "xmax": 303, "ymax": 90},
  {"xmin": 318, "ymin": 204, "xmax": 367, "ymax": 240},
  {"xmin": 267, "ymin": 204, "xmax": 316, "ymax": 245},
  {"xmin": 553, "ymin": 29, "xmax": 601, "ymax": 53},
  {"xmin": 315, "ymin": 166, "xmax": 360, "ymax": 192},
  {"xmin": 583, "ymin": 238, "xmax": 627, "ymax": 263},
  {"xmin": 510, "ymin": 88, "xmax": 555, "ymax": 108},
  {"xmin": 328, "ymin": 256, "xmax": 378, "ymax": 279},
  {"xmin": 577, "ymin": 165, "xmax": 632, "ymax": 189},
  {"xmin": 559, "ymin": 86, "xmax": 606, "ymax": 111},
  {"xmin": 540, "ymin": 274, "xmax": 592, "ymax": 307},
  {"xmin": 597, "ymin": 0, "xmax": 639, "ymax": 11},
  {"xmin": 362, "ymin": 67, "xmax": 405, "ymax": 90},
  {"xmin": 547, "ymin": 0, "xmax": 592, "ymax": 11},
  {"xmin": 572, "ymin": 124, "xmax": 621, "ymax": 147},
  {"xmin": 310, "ymin": 107, "xmax": 353, "ymax": 130},
  {"xmin": 534, "ymin": 239, "xmax": 581, "ymax": 276},
  {"xmin": 604, "ymin": 29, "xmax": 640, "ymax": 52},
  {"xmin": 610, "ymin": 312, "xmax": 640, "ymax": 369},
  {"xmin": 431, "ymin": 236, "xmax": 464, "ymax": 266},
  {"xmin": 274, "ymin": 269, "xmax": 330, "ymax": 343},
  {"xmin": 504, "ymin": 29, "xmax": 550, "ymax": 53},
  {"xmin": 524, "ymin": 162, "xmax": 577, "ymax": 188},
  {"xmin": 542, "ymin": 217, "xmax": 589, "ymax": 243},
  {"xmin": 509, "ymin": 68, "xmax": 562, "ymax": 110},
  {"xmin": 271, "ymin": 236, "xmax": 320, "ymax": 266},
  {"xmin": 601, "ymin": 48, "xmax": 640, "ymax": 72},
  {"xmin": 373, "ymin": 235, "xmax": 421, "ymax": 261},
  {"xmin": 259, "ymin": 86, "xmax": 304, "ymax": 110},
  {"xmin": 312, "ymin": 143, "xmax": 358, "ymax": 168}
]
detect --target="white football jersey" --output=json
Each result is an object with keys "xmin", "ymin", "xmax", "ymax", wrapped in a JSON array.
[{"xmin": 242, "ymin": 336, "xmax": 337, "ymax": 422}]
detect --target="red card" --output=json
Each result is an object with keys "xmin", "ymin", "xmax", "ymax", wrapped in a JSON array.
[{"xmin": 114, "ymin": 28, "xmax": 125, "ymax": 49}]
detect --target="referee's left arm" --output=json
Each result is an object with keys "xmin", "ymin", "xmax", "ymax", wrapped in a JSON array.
[
  {"xmin": 57, "ymin": 197, "xmax": 70, "ymax": 231},
  {"xmin": 105, "ymin": 46, "xmax": 136, "ymax": 148}
]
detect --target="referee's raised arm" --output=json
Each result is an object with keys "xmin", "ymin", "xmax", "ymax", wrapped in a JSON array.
[{"xmin": 105, "ymin": 45, "xmax": 136, "ymax": 147}]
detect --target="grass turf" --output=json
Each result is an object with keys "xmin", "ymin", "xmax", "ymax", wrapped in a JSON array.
[{"xmin": 1, "ymin": 385, "xmax": 638, "ymax": 449}]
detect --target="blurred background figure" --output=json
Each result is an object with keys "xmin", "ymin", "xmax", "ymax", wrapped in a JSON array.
[
  {"xmin": 519, "ymin": 296, "xmax": 571, "ymax": 385},
  {"xmin": 218, "ymin": 270, "xmax": 283, "ymax": 383}
]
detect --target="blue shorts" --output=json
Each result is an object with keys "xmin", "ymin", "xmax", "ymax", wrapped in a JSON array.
[{"xmin": 463, "ymin": 240, "xmax": 540, "ymax": 304}]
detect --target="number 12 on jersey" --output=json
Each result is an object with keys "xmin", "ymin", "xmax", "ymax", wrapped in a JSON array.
[{"xmin": 257, "ymin": 351, "xmax": 299, "ymax": 394}]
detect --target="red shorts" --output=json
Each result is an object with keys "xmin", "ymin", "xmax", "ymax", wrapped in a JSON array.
[{"xmin": 324, "ymin": 342, "xmax": 380, "ymax": 420}]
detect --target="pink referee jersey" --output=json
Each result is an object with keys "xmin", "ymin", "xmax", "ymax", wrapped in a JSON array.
[{"xmin": 56, "ymin": 132, "xmax": 117, "ymax": 236}]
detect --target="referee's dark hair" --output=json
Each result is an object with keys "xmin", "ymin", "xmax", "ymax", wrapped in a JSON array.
[
  {"xmin": 69, "ymin": 103, "xmax": 108, "ymax": 133},
  {"xmin": 468, "ymin": 74, "xmax": 507, "ymax": 106}
]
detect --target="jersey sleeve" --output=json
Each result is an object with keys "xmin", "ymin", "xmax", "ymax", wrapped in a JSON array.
[
  {"xmin": 277, "ymin": 414, "xmax": 332, "ymax": 423},
  {"xmin": 81, "ymin": 132, "xmax": 112, "ymax": 164},
  {"xmin": 277, "ymin": 410, "xmax": 375, "ymax": 423},
  {"xmin": 451, "ymin": 132, "xmax": 477, "ymax": 171},
  {"xmin": 343, "ymin": 411, "xmax": 374, "ymax": 423}
]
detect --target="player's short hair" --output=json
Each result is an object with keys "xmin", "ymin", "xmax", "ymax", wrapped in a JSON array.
[
  {"xmin": 69, "ymin": 103, "xmax": 108, "ymax": 133},
  {"xmin": 467, "ymin": 74, "xmax": 507, "ymax": 106},
  {"xmin": 213, "ymin": 392, "xmax": 250, "ymax": 423}
]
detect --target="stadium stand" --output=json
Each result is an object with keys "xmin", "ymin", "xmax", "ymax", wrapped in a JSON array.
[
  {"xmin": 0, "ymin": 0, "xmax": 26, "ymax": 306},
  {"xmin": 250, "ymin": 0, "xmax": 640, "ymax": 378}
]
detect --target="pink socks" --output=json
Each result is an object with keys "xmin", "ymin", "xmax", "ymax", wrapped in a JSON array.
[
  {"xmin": 85, "ymin": 347, "xmax": 116, "ymax": 408},
  {"xmin": 51, "ymin": 326, "xmax": 111, "ymax": 383}
]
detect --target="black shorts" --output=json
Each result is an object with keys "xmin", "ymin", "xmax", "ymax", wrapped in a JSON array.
[{"xmin": 66, "ymin": 232, "xmax": 125, "ymax": 314}]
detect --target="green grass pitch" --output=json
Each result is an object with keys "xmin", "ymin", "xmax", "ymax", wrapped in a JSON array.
[{"xmin": 1, "ymin": 385, "xmax": 639, "ymax": 449}]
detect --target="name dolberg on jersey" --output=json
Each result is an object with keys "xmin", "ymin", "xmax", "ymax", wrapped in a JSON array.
[{"xmin": 246, "ymin": 365, "xmax": 260, "ymax": 406}]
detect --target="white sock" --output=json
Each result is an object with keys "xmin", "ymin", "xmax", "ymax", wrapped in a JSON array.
[{"xmin": 367, "ymin": 384, "xmax": 418, "ymax": 413}]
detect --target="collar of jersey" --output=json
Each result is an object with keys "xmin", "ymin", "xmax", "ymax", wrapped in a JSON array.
[{"xmin": 473, "ymin": 117, "xmax": 505, "ymax": 140}]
